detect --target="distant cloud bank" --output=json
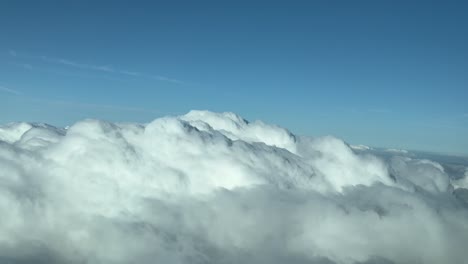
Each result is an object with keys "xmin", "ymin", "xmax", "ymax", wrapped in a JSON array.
[{"xmin": 1, "ymin": 110, "xmax": 468, "ymax": 263}]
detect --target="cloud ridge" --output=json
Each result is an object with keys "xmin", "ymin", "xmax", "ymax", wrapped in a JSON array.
[{"xmin": 0, "ymin": 110, "xmax": 467, "ymax": 264}]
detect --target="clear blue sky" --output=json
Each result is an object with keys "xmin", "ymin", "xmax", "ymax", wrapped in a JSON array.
[{"xmin": 0, "ymin": 1, "xmax": 467, "ymax": 155}]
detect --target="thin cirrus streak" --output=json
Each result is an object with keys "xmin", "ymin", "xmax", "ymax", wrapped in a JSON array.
[
  {"xmin": 0, "ymin": 85, "xmax": 21, "ymax": 95},
  {"xmin": 0, "ymin": 85, "xmax": 162, "ymax": 115},
  {"xmin": 8, "ymin": 50, "xmax": 184, "ymax": 84},
  {"xmin": 19, "ymin": 95, "xmax": 163, "ymax": 115}
]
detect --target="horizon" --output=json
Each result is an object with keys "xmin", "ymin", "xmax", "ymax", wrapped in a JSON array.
[
  {"xmin": 2, "ymin": 2, "xmax": 468, "ymax": 264},
  {"xmin": 1, "ymin": 1, "xmax": 467, "ymax": 154},
  {"xmin": 2, "ymin": 109, "xmax": 468, "ymax": 158}
]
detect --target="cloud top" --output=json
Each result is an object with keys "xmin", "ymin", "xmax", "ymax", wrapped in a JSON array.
[{"xmin": 0, "ymin": 110, "xmax": 467, "ymax": 263}]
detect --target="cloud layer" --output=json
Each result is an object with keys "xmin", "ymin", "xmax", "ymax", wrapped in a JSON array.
[{"xmin": 1, "ymin": 111, "xmax": 468, "ymax": 264}]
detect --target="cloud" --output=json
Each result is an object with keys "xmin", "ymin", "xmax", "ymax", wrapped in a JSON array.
[
  {"xmin": 8, "ymin": 51, "xmax": 183, "ymax": 84},
  {"xmin": 350, "ymin": 144, "xmax": 372, "ymax": 151},
  {"xmin": 19, "ymin": 96, "xmax": 162, "ymax": 115},
  {"xmin": 367, "ymin": 108, "xmax": 392, "ymax": 114},
  {"xmin": 44, "ymin": 98, "xmax": 160, "ymax": 113},
  {"xmin": 8, "ymin": 62, "xmax": 34, "ymax": 70},
  {"xmin": 38, "ymin": 56, "xmax": 115, "ymax": 72},
  {"xmin": 385, "ymin": 148, "xmax": 409, "ymax": 154},
  {"xmin": 0, "ymin": 85, "xmax": 21, "ymax": 95},
  {"xmin": 40, "ymin": 55, "xmax": 184, "ymax": 83},
  {"xmin": 18, "ymin": 63, "xmax": 33, "ymax": 70},
  {"xmin": 0, "ymin": 110, "xmax": 467, "ymax": 263}
]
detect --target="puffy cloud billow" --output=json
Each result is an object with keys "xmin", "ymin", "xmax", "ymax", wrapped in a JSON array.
[{"xmin": 1, "ymin": 110, "xmax": 468, "ymax": 264}]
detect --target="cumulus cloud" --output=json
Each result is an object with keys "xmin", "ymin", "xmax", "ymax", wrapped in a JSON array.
[
  {"xmin": 385, "ymin": 148, "xmax": 409, "ymax": 154},
  {"xmin": 350, "ymin": 144, "xmax": 372, "ymax": 151},
  {"xmin": 0, "ymin": 110, "xmax": 468, "ymax": 264}
]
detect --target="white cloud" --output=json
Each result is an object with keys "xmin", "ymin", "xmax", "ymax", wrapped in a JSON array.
[
  {"xmin": 0, "ymin": 110, "xmax": 467, "ymax": 263},
  {"xmin": 385, "ymin": 148, "xmax": 409, "ymax": 154},
  {"xmin": 0, "ymin": 85, "xmax": 21, "ymax": 95},
  {"xmin": 453, "ymin": 169, "xmax": 468, "ymax": 189},
  {"xmin": 35, "ymin": 97, "xmax": 161, "ymax": 114},
  {"xmin": 39, "ymin": 55, "xmax": 184, "ymax": 83},
  {"xmin": 368, "ymin": 108, "xmax": 392, "ymax": 114},
  {"xmin": 18, "ymin": 63, "xmax": 33, "ymax": 70},
  {"xmin": 39, "ymin": 56, "xmax": 116, "ymax": 73},
  {"xmin": 350, "ymin": 144, "xmax": 372, "ymax": 151},
  {"xmin": 8, "ymin": 51, "xmax": 183, "ymax": 84}
]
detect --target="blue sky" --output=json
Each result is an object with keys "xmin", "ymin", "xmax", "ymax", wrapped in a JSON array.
[{"xmin": 0, "ymin": 1, "xmax": 467, "ymax": 155}]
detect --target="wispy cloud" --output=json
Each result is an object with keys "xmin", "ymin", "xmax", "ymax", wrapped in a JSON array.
[
  {"xmin": 8, "ymin": 50, "xmax": 183, "ymax": 84},
  {"xmin": 368, "ymin": 108, "xmax": 392, "ymax": 114},
  {"xmin": 10, "ymin": 61, "xmax": 129, "ymax": 82},
  {"xmin": 44, "ymin": 98, "xmax": 161, "ymax": 114},
  {"xmin": 12, "ymin": 62, "xmax": 33, "ymax": 70},
  {"xmin": 39, "ymin": 56, "xmax": 115, "ymax": 72},
  {"xmin": 0, "ymin": 81, "xmax": 160, "ymax": 114},
  {"xmin": 14, "ymin": 95, "xmax": 164, "ymax": 115},
  {"xmin": 0, "ymin": 85, "xmax": 22, "ymax": 95}
]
